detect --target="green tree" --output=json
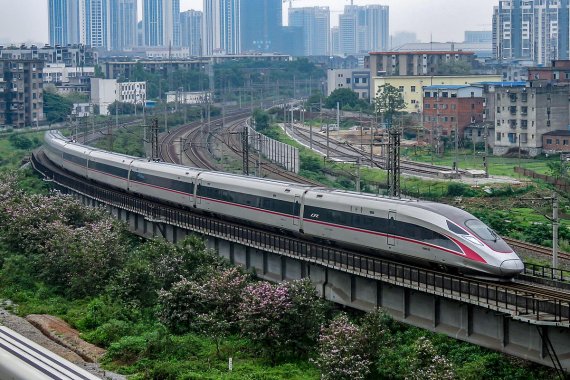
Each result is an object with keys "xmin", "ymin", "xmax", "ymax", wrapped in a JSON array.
[
  {"xmin": 94, "ymin": 64, "xmax": 105, "ymax": 79},
  {"xmin": 253, "ymin": 109, "xmax": 271, "ymax": 131},
  {"xmin": 325, "ymin": 88, "xmax": 360, "ymax": 109},
  {"xmin": 374, "ymin": 84, "xmax": 406, "ymax": 128},
  {"xmin": 43, "ymin": 90, "xmax": 73, "ymax": 124}
]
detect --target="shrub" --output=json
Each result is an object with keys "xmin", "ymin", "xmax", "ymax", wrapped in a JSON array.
[
  {"xmin": 312, "ymin": 313, "xmax": 371, "ymax": 380},
  {"xmin": 238, "ymin": 279, "xmax": 325, "ymax": 361},
  {"xmin": 84, "ymin": 319, "xmax": 134, "ymax": 347}
]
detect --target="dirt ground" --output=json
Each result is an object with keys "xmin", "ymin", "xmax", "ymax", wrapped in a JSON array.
[{"xmin": 0, "ymin": 305, "xmax": 125, "ymax": 380}]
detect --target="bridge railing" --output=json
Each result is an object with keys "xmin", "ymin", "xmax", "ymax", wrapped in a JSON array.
[
  {"xmin": 523, "ymin": 263, "xmax": 570, "ymax": 284},
  {"xmin": 32, "ymin": 153, "xmax": 570, "ymax": 325}
]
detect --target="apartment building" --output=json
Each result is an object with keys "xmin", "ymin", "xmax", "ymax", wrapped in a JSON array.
[
  {"xmin": 0, "ymin": 59, "xmax": 44, "ymax": 128},
  {"xmin": 493, "ymin": 82, "xmax": 570, "ymax": 156},
  {"xmin": 368, "ymin": 51, "xmax": 476, "ymax": 76},
  {"xmin": 422, "ymin": 85, "xmax": 485, "ymax": 141}
]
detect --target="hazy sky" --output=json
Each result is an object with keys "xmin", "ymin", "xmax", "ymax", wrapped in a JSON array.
[{"xmin": 0, "ymin": 0, "xmax": 498, "ymax": 45}]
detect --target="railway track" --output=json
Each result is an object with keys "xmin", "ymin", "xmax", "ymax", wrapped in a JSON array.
[
  {"xmin": 504, "ymin": 237, "xmax": 570, "ymax": 262},
  {"xmin": 289, "ymin": 126, "xmax": 464, "ymax": 177},
  {"xmin": 219, "ymin": 118, "xmax": 323, "ymax": 186},
  {"xmin": 157, "ymin": 107, "xmax": 323, "ymax": 186}
]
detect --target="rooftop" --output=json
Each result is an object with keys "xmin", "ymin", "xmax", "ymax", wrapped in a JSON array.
[
  {"xmin": 369, "ymin": 51, "xmax": 475, "ymax": 56},
  {"xmin": 474, "ymin": 81, "xmax": 527, "ymax": 87},
  {"xmin": 543, "ymin": 130, "xmax": 570, "ymax": 137},
  {"xmin": 423, "ymin": 85, "xmax": 479, "ymax": 90}
]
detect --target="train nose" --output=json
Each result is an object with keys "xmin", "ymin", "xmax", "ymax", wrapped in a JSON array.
[{"xmin": 500, "ymin": 259, "xmax": 524, "ymax": 275}]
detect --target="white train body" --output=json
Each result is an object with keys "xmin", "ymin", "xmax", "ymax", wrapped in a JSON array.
[{"xmin": 43, "ymin": 131, "xmax": 524, "ymax": 278}]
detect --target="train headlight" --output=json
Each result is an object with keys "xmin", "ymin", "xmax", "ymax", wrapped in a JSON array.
[{"xmin": 461, "ymin": 235, "xmax": 484, "ymax": 246}]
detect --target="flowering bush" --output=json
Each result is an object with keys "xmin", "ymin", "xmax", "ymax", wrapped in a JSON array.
[
  {"xmin": 238, "ymin": 278, "xmax": 325, "ymax": 361},
  {"xmin": 0, "ymin": 171, "xmax": 127, "ymax": 297},
  {"xmin": 312, "ymin": 313, "xmax": 371, "ymax": 380},
  {"xmin": 405, "ymin": 336, "xmax": 455, "ymax": 380},
  {"xmin": 158, "ymin": 267, "xmax": 249, "ymax": 338}
]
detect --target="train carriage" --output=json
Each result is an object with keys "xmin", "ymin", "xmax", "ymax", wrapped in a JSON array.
[
  {"xmin": 128, "ymin": 160, "xmax": 201, "ymax": 207},
  {"xmin": 195, "ymin": 172, "xmax": 310, "ymax": 230},
  {"xmin": 87, "ymin": 150, "xmax": 136, "ymax": 191}
]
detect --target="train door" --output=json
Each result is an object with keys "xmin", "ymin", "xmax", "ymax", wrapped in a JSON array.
[
  {"xmin": 387, "ymin": 210, "xmax": 396, "ymax": 246},
  {"xmin": 195, "ymin": 179, "xmax": 202, "ymax": 206},
  {"xmin": 293, "ymin": 195, "xmax": 300, "ymax": 226}
]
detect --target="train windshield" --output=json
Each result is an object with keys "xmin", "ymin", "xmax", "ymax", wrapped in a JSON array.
[{"xmin": 465, "ymin": 219, "xmax": 499, "ymax": 242}]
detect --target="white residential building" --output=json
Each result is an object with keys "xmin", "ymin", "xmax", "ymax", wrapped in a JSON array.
[{"xmin": 91, "ymin": 78, "xmax": 146, "ymax": 115}]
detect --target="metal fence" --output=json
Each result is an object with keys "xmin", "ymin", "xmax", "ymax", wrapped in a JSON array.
[{"xmin": 247, "ymin": 126, "xmax": 299, "ymax": 173}]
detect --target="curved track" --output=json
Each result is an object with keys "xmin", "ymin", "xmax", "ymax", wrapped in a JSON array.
[{"xmin": 289, "ymin": 126, "xmax": 463, "ymax": 177}]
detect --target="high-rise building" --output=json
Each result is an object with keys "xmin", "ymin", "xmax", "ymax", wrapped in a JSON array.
[
  {"xmin": 143, "ymin": 0, "xmax": 181, "ymax": 47},
  {"xmin": 180, "ymin": 10, "xmax": 203, "ymax": 56},
  {"xmin": 331, "ymin": 27, "xmax": 340, "ymax": 55},
  {"xmin": 337, "ymin": 5, "xmax": 389, "ymax": 56},
  {"xmin": 110, "ymin": 0, "xmax": 138, "ymax": 51},
  {"xmin": 203, "ymin": 0, "xmax": 241, "ymax": 55},
  {"xmin": 493, "ymin": 0, "xmax": 570, "ymax": 65},
  {"xmin": 48, "ymin": 0, "xmax": 81, "ymax": 46},
  {"xmin": 240, "ymin": 0, "xmax": 282, "ymax": 53},
  {"xmin": 84, "ymin": 0, "xmax": 110, "ymax": 49},
  {"xmin": 288, "ymin": 7, "xmax": 330, "ymax": 56}
]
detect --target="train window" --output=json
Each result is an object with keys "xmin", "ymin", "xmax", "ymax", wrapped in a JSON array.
[
  {"xmin": 447, "ymin": 221, "xmax": 469, "ymax": 235},
  {"xmin": 465, "ymin": 220, "xmax": 499, "ymax": 242}
]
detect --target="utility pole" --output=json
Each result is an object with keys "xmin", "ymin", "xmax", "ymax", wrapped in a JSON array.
[
  {"xmin": 454, "ymin": 122, "xmax": 459, "ymax": 172},
  {"xmin": 355, "ymin": 157, "xmax": 361, "ymax": 192},
  {"xmin": 484, "ymin": 123, "xmax": 489, "ymax": 178},
  {"xmin": 387, "ymin": 128, "xmax": 401, "ymax": 198},
  {"xmin": 151, "ymin": 118, "xmax": 160, "ymax": 161},
  {"xmin": 179, "ymin": 138, "xmax": 187, "ymax": 165},
  {"xmin": 242, "ymin": 125, "xmax": 250, "ymax": 175},
  {"xmin": 553, "ymin": 193, "xmax": 559, "ymax": 269}
]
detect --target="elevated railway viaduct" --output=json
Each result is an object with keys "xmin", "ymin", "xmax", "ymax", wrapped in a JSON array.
[{"xmin": 31, "ymin": 149, "xmax": 570, "ymax": 376}]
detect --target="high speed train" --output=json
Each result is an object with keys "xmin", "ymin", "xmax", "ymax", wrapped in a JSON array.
[{"xmin": 43, "ymin": 130, "xmax": 524, "ymax": 278}]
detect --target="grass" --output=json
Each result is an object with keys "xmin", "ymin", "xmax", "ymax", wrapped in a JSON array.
[
  {"xmin": 403, "ymin": 147, "xmax": 557, "ymax": 177},
  {"xmin": 0, "ymin": 131, "xmax": 45, "ymax": 169}
]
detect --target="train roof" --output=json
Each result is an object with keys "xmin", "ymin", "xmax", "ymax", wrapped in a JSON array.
[{"xmin": 198, "ymin": 170, "xmax": 315, "ymax": 189}]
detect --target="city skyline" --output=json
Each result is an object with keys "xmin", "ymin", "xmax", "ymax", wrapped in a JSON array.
[{"xmin": 1, "ymin": 0, "xmax": 497, "ymax": 45}]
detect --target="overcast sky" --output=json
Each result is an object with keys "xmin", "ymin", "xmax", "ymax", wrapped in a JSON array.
[{"xmin": 0, "ymin": 0, "xmax": 498, "ymax": 45}]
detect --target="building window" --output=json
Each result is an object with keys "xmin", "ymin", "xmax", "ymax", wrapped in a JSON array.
[
  {"xmin": 411, "ymin": 86, "xmax": 416, "ymax": 92},
  {"xmin": 546, "ymin": 139, "xmax": 553, "ymax": 144},
  {"xmin": 362, "ymin": 78, "xmax": 367, "ymax": 83},
  {"xmin": 355, "ymin": 78, "xmax": 360, "ymax": 84},
  {"xmin": 346, "ymin": 78, "xmax": 351, "ymax": 84},
  {"xmin": 496, "ymin": 132, "xmax": 502, "ymax": 141},
  {"xmin": 442, "ymin": 92, "xmax": 449, "ymax": 98},
  {"xmin": 399, "ymin": 86, "xmax": 404, "ymax": 92},
  {"xmin": 424, "ymin": 104, "xmax": 430, "ymax": 109},
  {"xmin": 424, "ymin": 92, "xmax": 431, "ymax": 98},
  {"xmin": 556, "ymin": 139, "xmax": 560, "ymax": 144},
  {"xmin": 451, "ymin": 104, "xmax": 456, "ymax": 110},
  {"xmin": 564, "ymin": 140, "xmax": 568, "ymax": 145}
]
